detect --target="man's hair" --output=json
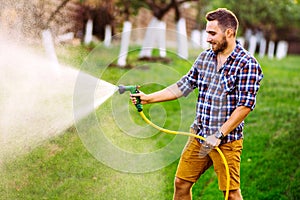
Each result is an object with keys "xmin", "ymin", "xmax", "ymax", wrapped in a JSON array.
[{"xmin": 206, "ymin": 8, "xmax": 239, "ymax": 36}]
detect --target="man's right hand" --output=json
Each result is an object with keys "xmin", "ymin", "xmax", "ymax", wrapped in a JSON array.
[{"xmin": 130, "ymin": 91, "xmax": 150, "ymax": 105}]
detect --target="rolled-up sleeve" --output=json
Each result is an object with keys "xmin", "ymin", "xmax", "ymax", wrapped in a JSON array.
[
  {"xmin": 177, "ymin": 76, "xmax": 194, "ymax": 97},
  {"xmin": 176, "ymin": 64, "xmax": 199, "ymax": 97},
  {"xmin": 237, "ymin": 57, "xmax": 263, "ymax": 110}
]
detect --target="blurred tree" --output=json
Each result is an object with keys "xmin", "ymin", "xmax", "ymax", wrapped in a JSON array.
[
  {"xmin": 45, "ymin": 0, "xmax": 71, "ymax": 29},
  {"xmin": 116, "ymin": 0, "xmax": 136, "ymax": 67},
  {"xmin": 81, "ymin": 0, "xmax": 115, "ymax": 42},
  {"xmin": 115, "ymin": 0, "xmax": 146, "ymax": 21},
  {"xmin": 193, "ymin": 0, "xmax": 210, "ymax": 30},
  {"xmin": 139, "ymin": 0, "xmax": 198, "ymax": 59},
  {"xmin": 26, "ymin": 0, "xmax": 80, "ymax": 38},
  {"xmin": 29, "ymin": 0, "xmax": 76, "ymax": 70},
  {"xmin": 144, "ymin": 0, "xmax": 199, "ymax": 21},
  {"xmin": 214, "ymin": 0, "xmax": 300, "ymax": 41}
]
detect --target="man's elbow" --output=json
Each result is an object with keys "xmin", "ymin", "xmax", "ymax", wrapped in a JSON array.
[
  {"xmin": 238, "ymin": 106, "xmax": 252, "ymax": 116},
  {"xmin": 167, "ymin": 83, "xmax": 184, "ymax": 98}
]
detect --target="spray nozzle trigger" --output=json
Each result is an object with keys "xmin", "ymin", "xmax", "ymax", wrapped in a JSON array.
[{"xmin": 118, "ymin": 85, "xmax": 143, "ymax": 112}]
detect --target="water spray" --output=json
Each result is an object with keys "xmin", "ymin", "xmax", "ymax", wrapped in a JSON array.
[{"xmin": 118, "ymin": 85, "xmax": 230, "ymax": 200}]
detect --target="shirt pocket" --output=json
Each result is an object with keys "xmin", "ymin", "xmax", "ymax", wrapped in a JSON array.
[{"xmin": 222, "ymin": 74, "xmax": 237, "ymax": 93}]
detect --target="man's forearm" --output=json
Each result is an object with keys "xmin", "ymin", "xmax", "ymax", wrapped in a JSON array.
[
  {"xmin": 147, "ymin": 83, "xmax": 183, "ymax": 103},
  {"xmin": 220, "ymin": 106, "xmax": 251, "ymax": 136}
]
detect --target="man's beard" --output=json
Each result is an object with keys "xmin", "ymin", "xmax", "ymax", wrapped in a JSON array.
[{"xmin": 212, "ymin": 36, "xmax": 228, "ymax": 53}]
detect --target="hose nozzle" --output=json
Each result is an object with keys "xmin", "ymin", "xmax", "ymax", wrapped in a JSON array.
[{"xmin": 118, "ymin": 85, "xmax": 143, "ymax": 112}]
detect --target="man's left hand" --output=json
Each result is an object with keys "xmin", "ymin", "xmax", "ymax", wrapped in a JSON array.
[
  {"xmin": 205, "ymin": 134, "xmax": 221, "ymax": 147},
  {"xmin": 199, "ymin": 134, "xmax": 221, "ymax": 158}
]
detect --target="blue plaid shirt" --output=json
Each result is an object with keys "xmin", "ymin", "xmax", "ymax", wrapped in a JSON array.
[{"xmin": 177, "ymin": 41, "xmax": 263, "ymax": 144}]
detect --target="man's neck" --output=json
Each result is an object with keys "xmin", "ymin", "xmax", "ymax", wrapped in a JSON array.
[
  {"xmin": 216, "ymin": 39, "xmax": 236, "ymax": 71},
  {"xmin": 220, "ymin": 39, "xmax": 236, "ymax": 57}
]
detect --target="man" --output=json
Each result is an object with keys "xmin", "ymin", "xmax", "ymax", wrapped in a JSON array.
[{"xmin": 131, "ymin": 8, "xmax": 263, "ymax": 200}]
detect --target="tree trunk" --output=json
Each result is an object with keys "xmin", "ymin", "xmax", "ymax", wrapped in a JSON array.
[
  {"xmin": 276, "ymin": 41, "xmax": 288, "ymax": 59},
  {"xmin": 176, "ymin": 17, "xmax": 188, "ymax": 59},
  {"xmin": 139, "ymin": 17, "xmax": 166, "ymax": 58},
  {"xmin": 41, "ymin": 29, "xmax": 60, "ymax": 72},
  {"xmin": 117, "ymin": 21, "xmax": 132, "ymax": 67},
  {"xmin": 104, "ymin": 24, "xmax": 112, "ymax": 47},
  {"xmin": 201, "ymin": 30, "xmax": 209, "ymax": 49},
  {"xmin": 191, "ymin": 29, "xmax": 201, "ymax": 49},
  {"xmin": 84, "ymin": 19, "xmax": 93, "ymax": 45},
  {"xmin": 268, "ymin": 41, "xmax": 275, "ymax": 59},
  {"xmin": 45, "ymin": 0, "xmax": 71, "ymax": 29}
]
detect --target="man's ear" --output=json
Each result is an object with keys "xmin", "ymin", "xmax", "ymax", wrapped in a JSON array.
[{"xmin": 225, "ymin": 28, "xmax": 235, "ymax": 38}]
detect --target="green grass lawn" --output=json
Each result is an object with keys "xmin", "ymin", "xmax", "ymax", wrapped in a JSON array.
[{"xmin": 0, "ymin": 44, "xmax": 299, "ymax": 200}]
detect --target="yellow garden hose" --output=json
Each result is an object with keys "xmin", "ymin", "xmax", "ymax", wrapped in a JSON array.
[
  {"xmin": 117, "ymin": 85, "xmax": 230, "ymax": 199},
  {"xmin": 139, "ymin": 111, "xmax": 230, "ymax": 200}
]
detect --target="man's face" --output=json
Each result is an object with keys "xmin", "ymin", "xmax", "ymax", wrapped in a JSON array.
[{"xmin": 206, "ymin": 20, "xmax": 228, "ymax": 53}]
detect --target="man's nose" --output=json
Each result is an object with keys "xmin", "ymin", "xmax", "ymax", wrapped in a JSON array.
[{"xmin": 206, "ymin": 36, "xmax": 212, "ymax": 43}]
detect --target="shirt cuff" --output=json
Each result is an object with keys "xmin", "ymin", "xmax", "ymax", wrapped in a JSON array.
[
  {"xmin": 237, "ymin": 91, "xmax": 257, "ymax": 110},
  {"xmin": 176, "ymin": 76, "xmax": 194, "ymax": 97}
]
